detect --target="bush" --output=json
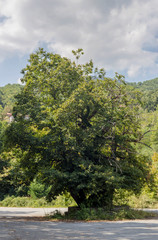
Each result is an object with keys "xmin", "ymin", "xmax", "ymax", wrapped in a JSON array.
[
  {"xmin": 51, "ymin": 206, "xmax": 156, "ymax": 221},
  {"xmin": 28, "ymin": 179, "xmax": 51, "ymax": 199},
  {"xmin": 0, "ymin": 196, "xmax": 48, "ymax": 207},
  {"xmin": 52, "ymin": 193, "xmax": 76, "ymax": 207},
  {"xmin": 0, "ymin": 194, "xmax": 76, "ymax": 208},
  {"xmin": 113, "ymin": 187, "xmax": 158, "ymax": 209}
]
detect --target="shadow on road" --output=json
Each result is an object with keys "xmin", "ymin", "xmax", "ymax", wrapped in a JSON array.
[{"xmin": 1, "ymin": 219, "xmax": 158, "ymax": 239}]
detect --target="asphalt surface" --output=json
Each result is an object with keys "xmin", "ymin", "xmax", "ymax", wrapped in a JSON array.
[
  {"xmin": 0, "ymin": 208, "xmax": 158, "ymax": 239},
  {"xmin": 1, "ymin": 218, "xmax": 158, "ymax": 240},
  {"xmin": 0, "ymin": 207, "xmax": 68, "ymax": 218}
]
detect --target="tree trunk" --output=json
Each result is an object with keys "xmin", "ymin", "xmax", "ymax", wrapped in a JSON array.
[
  {"xmin": 69, "ymin": 188, "xmax": 114, "ymax": 209},
  {"xmin": 69, "ymin": 189, "xmax": 87, "ymax": 207}
]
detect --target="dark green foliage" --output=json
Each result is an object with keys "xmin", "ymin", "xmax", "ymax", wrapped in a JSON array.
[
  {"xmin": 0, "ymin": 90, "xmax": 3, "ymax": 107},
  {"xmin": 51, "ymin": 206, "xmax": 155, "ymax": 221},
  {"xmin": 3, "ymin": 49, "xmax": 151, "ymax": 208},
  {"xmin": 0, "ymin": 122, "xmax": 14, "ymax": 200}
]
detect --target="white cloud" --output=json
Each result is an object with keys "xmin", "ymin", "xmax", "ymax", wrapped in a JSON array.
[
  {"xmin": 0, "ymin": 0, "xmax": 158, "ymax": 81},
  {"xmin": 17, "ymin": 77, "xmax": 25, "ymax": 85}
]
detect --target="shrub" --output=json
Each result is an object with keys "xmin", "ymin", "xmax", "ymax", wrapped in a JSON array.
[
  {"xmin": 28, "ymin": 179, "xmax": 51, "ymax": 199},
  {"xmin": 51, "ymin": 206, "xmax": 156, "ymax": 221}
]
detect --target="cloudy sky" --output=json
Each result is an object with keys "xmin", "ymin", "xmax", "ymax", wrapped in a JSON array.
[{"xmin": 0, "ymin": 0, "xmax": 158, "ymax": 86}]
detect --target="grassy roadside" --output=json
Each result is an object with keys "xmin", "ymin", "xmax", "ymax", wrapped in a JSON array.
[
  {"xmin": 49, "ymin": 206, "xmax": 157, "ymax": 221},
  {"xmin": 0, "ymin": 195, "xmax": 76, "ymax": 208},
  {"xmin": 0, "ymin": 195, "xmax": 158, "ymax": 221}
]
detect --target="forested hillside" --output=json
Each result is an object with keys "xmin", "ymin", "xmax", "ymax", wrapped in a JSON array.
[
  {"xmin": 129, "ymin": 78, "xmax": 158, "ymax": 91},
  {"xmin": 128, "ymin": 78, "xmax": 158, "ymax": 111},
  {"xmin": 0, "ymin": 84, "xmax": 23, "ymax": 119}
]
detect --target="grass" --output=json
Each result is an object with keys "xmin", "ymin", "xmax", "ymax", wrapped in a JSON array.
[
  {"xmin": 50, "ymin": 206, "xmax": 157, "ymax": 221},
  {"xmin": 0, "ymin": 195, "xmax": 76, "ymax": 208},
  {"xmin": 113, "ymin": 188, "xmax": 158, "ymax": 209},
  {"xmin": 0, "ymin": 194, "xmax": 157, "ymax": 221},
  {"xmin": 127, "ymin": 193, "xmax": 158, "ymax": 209},
  {"xmin": 0, "ymin": 196, "xmax": 51, "ymax": 208}
]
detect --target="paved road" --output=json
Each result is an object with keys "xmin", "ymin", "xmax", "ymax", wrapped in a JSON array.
[
  {"xmin": 1, "ymin": 208, "xmax": 158, "ymax": 239},
  {"xmin": 0, "ymin": 207, "xmax": 68, "ymax": 218},
  {"xmin": 1, "ymin": 207, "xmax": 158, "ymax": 218},
  {"xmin": 1, "ymin": 218, "xmax": 158, "ymax": 240}
]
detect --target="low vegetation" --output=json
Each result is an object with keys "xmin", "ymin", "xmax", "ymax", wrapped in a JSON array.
[
  {"xmin": 0, "ymin": 194, "xmax": 76, "ymax": 208},
  {"xmin": 50, "ymin": 206, "xmax": 156, "ymax": 221}
]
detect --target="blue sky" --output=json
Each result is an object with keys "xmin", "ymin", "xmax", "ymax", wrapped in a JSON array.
[
  {"xmin": 0, "ymin": 0, "xmax": 158, "ymax": 86},
  {"xmin": 0, "ymin": 55, "xmax": 28, "ymax": 86}
]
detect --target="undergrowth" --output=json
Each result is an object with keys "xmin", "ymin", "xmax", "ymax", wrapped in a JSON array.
[
  {"xmin": 0, "ymin": 195, "xmax": 76, "ymax": 208},
  {"xmin": 50, "ymin": 206, "xmax": 156, "ymax": 221},
  {"xmin": 113, "ymin": 188, "xmax": 158, "ymax": 209}
]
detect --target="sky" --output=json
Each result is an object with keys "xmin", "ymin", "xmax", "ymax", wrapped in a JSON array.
[{"xmin": 0, "ymin": 0, "xmax": 158, "ymax": 86}]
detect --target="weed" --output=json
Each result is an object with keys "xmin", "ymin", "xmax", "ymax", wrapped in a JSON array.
[{"xmin": 51, "ymin": 206, "xmax": 156, "ymax": 221}]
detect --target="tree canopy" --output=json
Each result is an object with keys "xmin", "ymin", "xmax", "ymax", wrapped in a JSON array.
[{"xmin": 4, "ymin": 48, "xmax": 151, "ymax": 207}]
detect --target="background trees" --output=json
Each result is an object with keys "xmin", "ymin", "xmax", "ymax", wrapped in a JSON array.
[
  {"xmin": 3, "ymin": 49, "xmax": 152, "ymax": 207},
  {"xmin": 0, "ymin": 84, "xmax": 22, "ymax": 120}
]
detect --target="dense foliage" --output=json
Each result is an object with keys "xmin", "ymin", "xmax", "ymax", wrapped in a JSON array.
[
  {"xmin": 1, "ymin": 48, "xmax": 152, "ymax": 208},
  {"xmin": 0, "ymin": 84, "xmax": 22, "ymax": 120},
  {"xmin": 128, "ymin": 78, "xmax": 158, "ymax": 111}
]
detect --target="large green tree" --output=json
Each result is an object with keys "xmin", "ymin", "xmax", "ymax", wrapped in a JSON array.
[{"xmin": 4, "ymin": 48, "xmax": 150, "ymax": 207}]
